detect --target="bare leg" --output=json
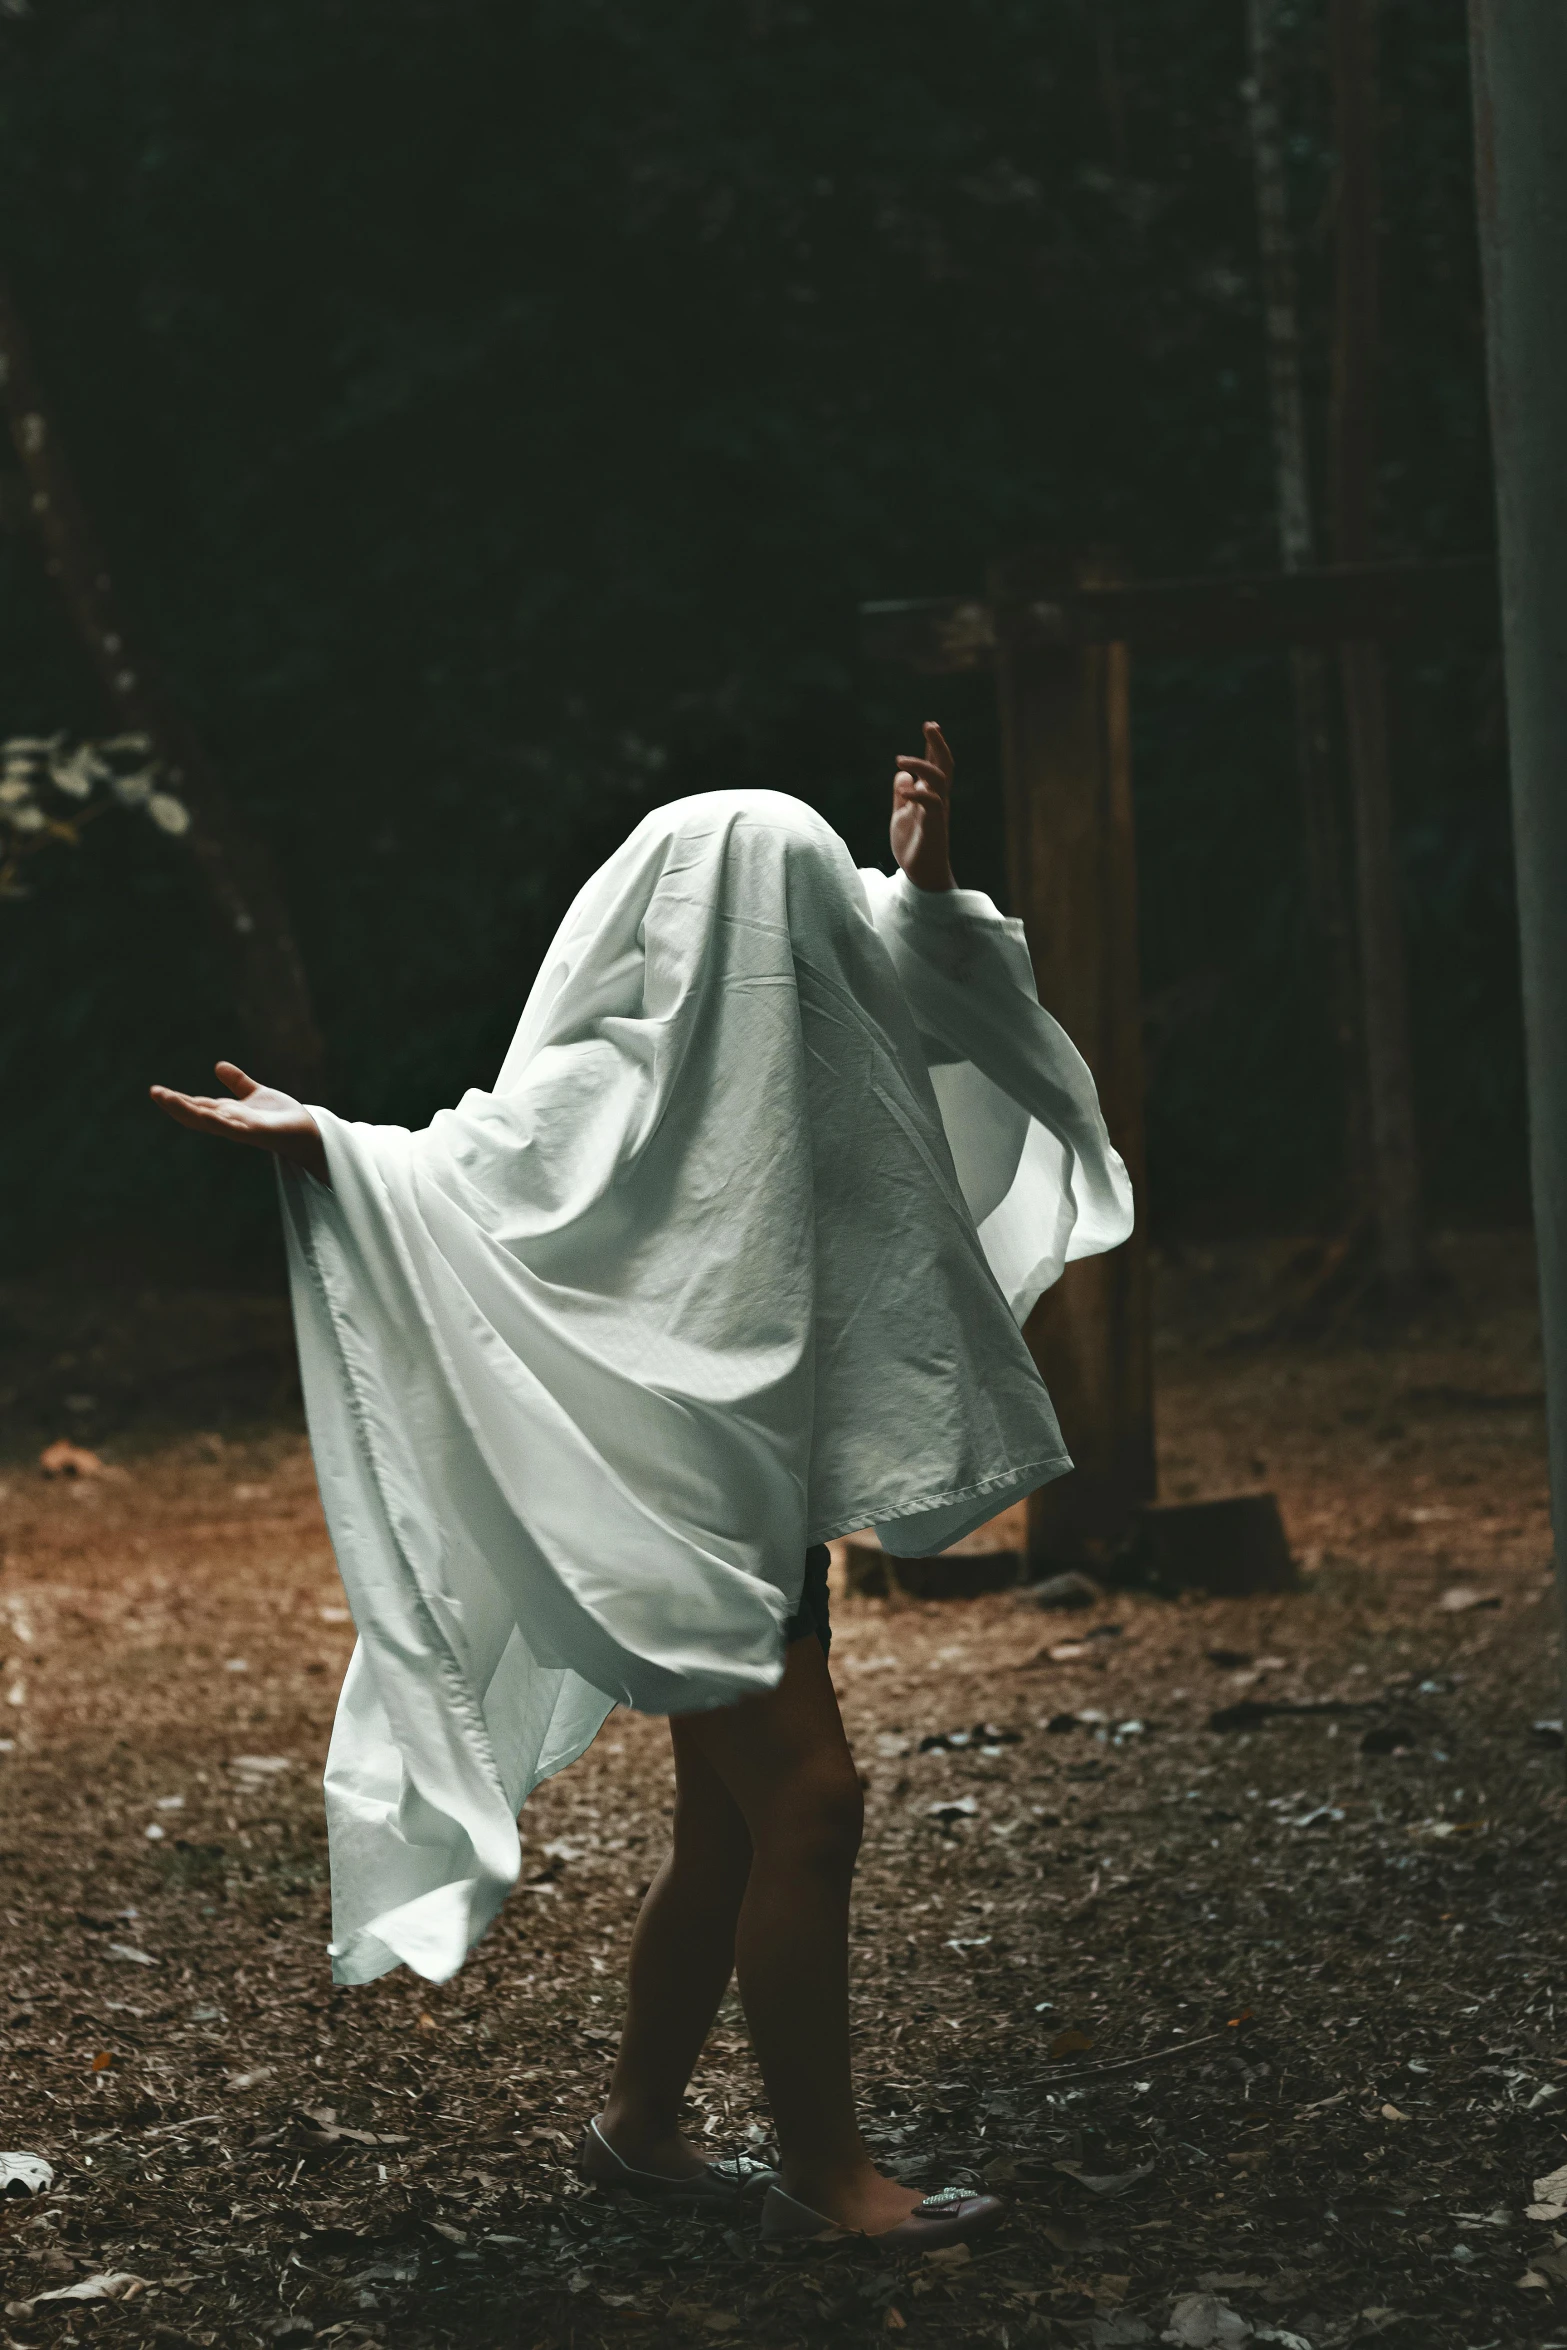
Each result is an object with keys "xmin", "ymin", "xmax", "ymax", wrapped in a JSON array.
[
  {"xmin": 598, "ymin": 1727, "xmax": 754, "ymax": 2177},
  {"xmin": 680, "ymin": 1637, "xmax": 920, "ymax": 2232}
]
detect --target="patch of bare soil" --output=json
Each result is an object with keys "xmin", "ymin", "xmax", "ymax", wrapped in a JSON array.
[{"xmin": 1, "ymin": 1232, "xmax": 1563, "ymax": 2350}]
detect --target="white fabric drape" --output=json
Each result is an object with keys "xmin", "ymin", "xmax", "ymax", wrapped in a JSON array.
[{"xmin": 279, "ymin": 791, "xmax": 1133, "ymax": 1983}]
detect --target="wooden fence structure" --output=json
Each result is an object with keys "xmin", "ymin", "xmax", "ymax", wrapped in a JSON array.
[{"xmin": 863, "ymin": 549, "xmax": 1497, "ymax": 1567}]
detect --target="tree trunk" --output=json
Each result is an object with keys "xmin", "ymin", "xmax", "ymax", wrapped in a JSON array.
[
  {"xmin": 1245, "ymin": 0, "xmax": 1371, "ymax": 1209},
  {"xmin": 1467, "ymin": 0, "xmax": 1567, "ymax": 1750},
  {"xmin": 1327, "ymin": 0, "xmax": 1425, "ymax": 1292},
  {"xmin": 1095, "ymin": 1, "xmax": 1130, "ymax": 176},
  {"xmin": 0, "ymin": 269, "xmax": 325, "ymax": 1098}
]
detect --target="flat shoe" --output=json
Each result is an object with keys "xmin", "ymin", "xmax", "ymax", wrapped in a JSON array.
[
  {"xmin": 576, "ymin": 2115, "xmax": 776, "ymax": 2206},
  {"xmin": 760, "ymin": 2181, "xmax": 1005, "ymax": 2248}
]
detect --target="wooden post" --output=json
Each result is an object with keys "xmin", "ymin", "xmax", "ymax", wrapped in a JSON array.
[{"xmin": 989, "ymin": 549, "xmax": 1156, "ymax": 1564}]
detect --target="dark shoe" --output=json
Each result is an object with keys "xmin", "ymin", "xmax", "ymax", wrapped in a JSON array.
[
  {"xmin": 760, "ymin": 2181, "xmax": 1005, "ymax": 2248},
  {"xmin": 576, "ymin": 2115, "xmax": 776, "ymax": 2206}
]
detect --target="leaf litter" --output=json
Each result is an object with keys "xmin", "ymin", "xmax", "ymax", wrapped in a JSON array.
[{"xmin": 0, "ymin": 1231, "xmax": 1563, "ymax": 2346}]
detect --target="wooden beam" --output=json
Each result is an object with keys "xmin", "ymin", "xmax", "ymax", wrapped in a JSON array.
[
  {"xmin": 992, "ymin": 550, "xmax": 1156, "ymax": 1564},
  {"xmin": 861, "ymin": 553, "xmax": 1496, "ymax": 671}
]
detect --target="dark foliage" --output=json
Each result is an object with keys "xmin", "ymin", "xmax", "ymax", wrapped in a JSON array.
[{"xmin": 0, "ymin": 0, "xmax": 1519, "ymax": 1273}]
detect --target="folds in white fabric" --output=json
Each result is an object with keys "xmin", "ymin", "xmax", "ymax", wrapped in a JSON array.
[
  {"xmin": 280, "ymin": 791, "xmax": 1128, "ymax": 1984},
  {"xmin": 860, "ymin": 870, "xmax": 1135, "ymax": 1321}
]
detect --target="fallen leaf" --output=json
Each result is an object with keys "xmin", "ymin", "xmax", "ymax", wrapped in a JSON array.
[
  {"xmin": 1434, "ymin": 1586, "xmax": 1500, "ymax": 1614},
  {"xmin": 91, "ymin": 2050, "xmax": 114, "ymax": 2072},
  {"xmin": 107, "ymin": 1942, "xmax": 157, "ymax": 1966},
  {"xmin": 921, "ymin": 2242, "xmax": 971, "ymax": 2268},
  {"xmin": 297, "ymin": 2107, "xmax": 405, "ymax": 2148},
  {"xmin": 1161, "ymin": 2291, "xmax": 1253, "ymax": 2347},
  {"xmin": 1534, "ymin": 2163, "xmax": 1567, "ymax": 2206},
  {"xmin": 38, "ymin": 1440, "xmax": 105, "ymax": 1478},
  {"xmin": 1296, "ymin": 2087, "xmax": 1350, "ymax": 2117},
  {"xmin": 0, "ymin": 2153, "xmax": 53, "ymax": 2196},
  {"xmin": 7, "ymin": 2271, "xmax": 147, "ymax": 2317},
  {"xmin": 1049, "ymin": 2027, "xmax": 1096, "ymax": 2061},
  {"xmin": 1018, "ymin": 1570, "xmax": 1104, "ymax": 1612},
  {"xmin": 1380, "ymin": 2103, "xmax": 1411, "ymax": 2122},
  {"xmin": 927, "ymin": 1796, "xmax": 978, "ymax": 1823},
  {"xmin": 885, "ymin": 2311, "xmax": 907, "ymax": 2333},
  {"xmin": 1056, "ymin": 2159, "xmax": 1157, "ymax": 2197}
]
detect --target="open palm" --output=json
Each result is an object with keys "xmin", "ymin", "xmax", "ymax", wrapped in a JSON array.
[
  {"xmin": 149, "ymin": 1062, "xmax": 329, "ymax": 1183},
  {"xmin": 889, "ymin": 720, "xmax": 955, "ymax": 893}
]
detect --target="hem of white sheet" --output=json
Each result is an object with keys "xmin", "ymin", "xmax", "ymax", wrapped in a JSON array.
[{"xmin": 814, "ymin": 1447, "xmax": 1073, "ymax": 1554}]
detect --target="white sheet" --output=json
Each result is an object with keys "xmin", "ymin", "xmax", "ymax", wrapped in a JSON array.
[{"xmin": 279, "ymin": 790, "xmax": 1133, "ymax": 1983}]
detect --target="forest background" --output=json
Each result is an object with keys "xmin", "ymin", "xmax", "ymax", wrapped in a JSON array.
[{"xmin": 0, "ymin": 0, "xmax": 1513, "ymax": 1279}]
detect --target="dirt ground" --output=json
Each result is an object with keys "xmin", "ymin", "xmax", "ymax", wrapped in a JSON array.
[{"xmin": 2, "ymin": 1232, "xmax": 1565, "ymax": 2350}]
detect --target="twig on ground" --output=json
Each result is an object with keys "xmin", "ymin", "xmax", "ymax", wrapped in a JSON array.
[{"xmin": 1036, "ymin": 2026, "xmax": 1242, "ymax": 2088}]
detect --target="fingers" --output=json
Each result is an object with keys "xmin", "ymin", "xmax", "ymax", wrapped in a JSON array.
[
  {"xmin": 894, "ymin": 757, "xmax": 950, "ymax": 793},
  {"xmin": 893, "ymin": 779, "xmax": 944, "ymax": 812},
  {"xmin": 893, "ymin": 768, "xmax": 946, "ymax": 807},
  {"xmin": 151, "ymin": 1089, "xmax": 229, "ymax": 1135},
  {"xmin": 922, "ymin": 720, "xmax": 954, "ymax": 782},
  {"xmin": 149, "ymin": 1085, "xmax": 257, "ymax": 1145},
  {"xmin": 215, "ymin": 1061, "xmax": 258, "ymax": 1098}
]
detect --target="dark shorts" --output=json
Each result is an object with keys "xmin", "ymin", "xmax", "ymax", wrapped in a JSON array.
[{"xmin": 784, "ymin": 1543, "xmax": 832, "ymax": 1654}]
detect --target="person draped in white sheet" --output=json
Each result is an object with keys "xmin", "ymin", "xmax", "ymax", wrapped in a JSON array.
[{"xmin": 151, "ymin": 725, "xmax": 1133, "ymax": 2249}]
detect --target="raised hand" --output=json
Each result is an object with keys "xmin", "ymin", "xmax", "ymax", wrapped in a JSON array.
[
  {"xmin": 889, "ymin": 719, "xmax": 955, "ymax": 893},
  {"xmin": 149, "ymin": 1062, "xmax": 330, "ymax": 1185}
]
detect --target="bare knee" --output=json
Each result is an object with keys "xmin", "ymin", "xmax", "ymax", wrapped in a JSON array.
[
  {"xmin": 669, "ymin": 1795, "xmax": 753, "ymax": 1902},
  {"xmin": 757, "ymin": 1756, "xmax": 864, "ymax": 1882}
]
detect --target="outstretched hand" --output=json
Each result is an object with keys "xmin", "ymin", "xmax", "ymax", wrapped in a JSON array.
[
  {"xmin": 149, "ymin": 1062, "xmax": 330, "ymax": 1185},
  {"xmin": 889, "ymin": 720, "xmax": 955, "ymax": 893}
]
